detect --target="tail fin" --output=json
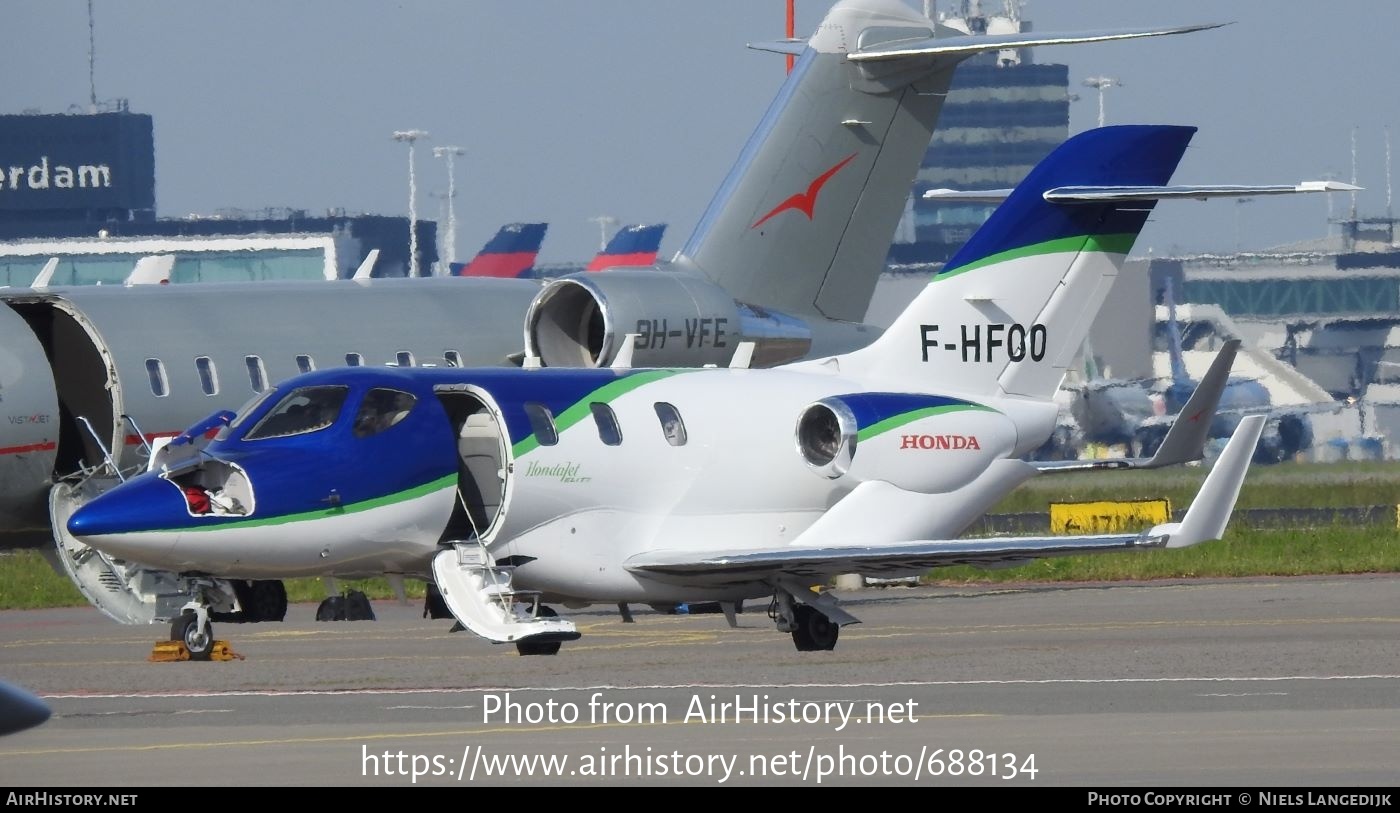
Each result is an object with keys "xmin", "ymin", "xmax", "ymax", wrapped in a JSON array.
[
  {"xmin": 586, "ymin": 224, "xmax": 667, "ymax": 272},
  {"xmin": 452, "ymin": 223, "xmax": 548, "ymax": 278},
  {"xmin": 846, "ymin": 125, "xmax": 1196, "ymax": 400},
  {"xmin": 674, "ymin": 0, "xmax": 1218, "ymax": 323}
]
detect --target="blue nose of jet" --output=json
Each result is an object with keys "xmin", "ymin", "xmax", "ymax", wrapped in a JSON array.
[{"xmin": 67, "ymin": 473, "xmax": 192, "ymax": 540}]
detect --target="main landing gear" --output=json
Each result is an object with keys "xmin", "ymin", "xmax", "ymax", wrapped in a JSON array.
[{"xmin": 769, "ymin": 584, "xmax": 859, "ymax": 652}]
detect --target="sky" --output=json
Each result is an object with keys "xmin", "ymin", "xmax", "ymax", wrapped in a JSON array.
[{"xmin": 7, "ymin": 1, "xmax": 1400, "ymax": 264}]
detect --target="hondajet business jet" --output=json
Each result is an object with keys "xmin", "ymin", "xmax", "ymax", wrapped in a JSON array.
[
  {"xmin": 39, "ymin": 0, "xmax": 1224, "ymax": 633},
  {"xmin": 68, "ymin": 124, "xmax": 1304, "ymax": 657}
]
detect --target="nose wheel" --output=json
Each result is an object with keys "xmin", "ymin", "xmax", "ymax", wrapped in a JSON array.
[{"xmin": 171, "ymin": 610, "xmax": 215, "ymax": 661}]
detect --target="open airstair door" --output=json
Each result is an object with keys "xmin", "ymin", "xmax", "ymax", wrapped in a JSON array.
[
  {"xmin": 434, "ymin": 390, "xmax": 511, "ymax": 542},
  {"xmin": 431, "ymin": 388, "xmax": 578, "ymax": 655}
]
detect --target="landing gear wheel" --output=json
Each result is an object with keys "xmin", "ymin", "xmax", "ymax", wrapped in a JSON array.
[
  {"xmin": 248, "ymin": 580, "xmax": 287, "ymax": 622},
  {"xmin": 171, "ymin": 611, "xmax": 214, "ymax": 661},
  {"xmin": 790, "ymin": 605, "xmax": 839, "ymax": 652},
  {"xmin": 424, "ymin": 582, "xmax": 452, "ymax": 619},
  {"xmin": 515, "ymin": 605, "xmax": 562, "ymax": 656}
]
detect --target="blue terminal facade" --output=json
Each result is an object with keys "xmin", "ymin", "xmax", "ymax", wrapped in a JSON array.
[
  {"xmin": 887, "ymin": 3, "xmax": 1070, "ymax": 267},
  {"xmin": 0, "ymin": 110, "xmax": 434, "ymax": 281}
]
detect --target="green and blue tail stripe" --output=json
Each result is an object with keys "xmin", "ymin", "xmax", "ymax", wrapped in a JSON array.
[{"xmin": 939, "ymin": 125, "xmax": 1196, "ymax": 278}]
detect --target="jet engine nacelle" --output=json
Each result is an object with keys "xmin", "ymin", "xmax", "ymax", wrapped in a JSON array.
[
  {"xmin": 524, "ymin": 270, "xmax": 811, "ymax": 368},
  {"xmin": 796, "ymin": 394, "xmax": 1017, "ymax": 494}
]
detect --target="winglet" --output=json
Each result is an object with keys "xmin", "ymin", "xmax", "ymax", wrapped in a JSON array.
[
  {"xmin": 1148, "ymin": 414, "xmax": 1264, "ymax": 549},
  {"xmin": 728, "ymin": 341, "xmax": 756, "ymax": 369},
  {"xmin": 352, "ymin": 249, "xmax": 380, "ymax": 280},
  {"xmin": 31, "ymin": 258, "xmax": 59, "ymax": 288},
  {"xmin": 1141, "ymin": 339, "xmax": 1241, "ymax": 468},
  {"xmin": 1033, "ymin": 339, "xmax": 1242, "ymax": 474},
  {"xmin": 610, "ymin": 334, "xmax": 638, "ymax": 369}
]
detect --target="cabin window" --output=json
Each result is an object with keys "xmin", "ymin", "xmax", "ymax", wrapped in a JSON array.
[
  {"xmin": 653, "ymin": 402, "xmax": 687, "ymax": 446},
  {"xmin": 244, "ymin": 385, "xmax": 349, "ymax": 440},
  {"xmin": 524, "ymin": 402, "xmax": 558, "ymax": 446},
  {"xmin": 353, "ymin": 388, "xmax": 417, "ymax": 438},
  {"xmin": 195, "ymin": 357, "xmax": 219, "ymax": 396},
  {"xmin": 396, "ymin": 351, "xmax": 415, "ymax": 368},
  {"xmin": 345, "ymin": 353, "xmax": 364, "ymax": 367},
  {"xmin": 590, "ymin": 402, "xmax": 623, "ymax": 446},
  {"xmin": 145, "ymin": 359, "xmax": 169, "ymax": 397},
  {"xmin": 444, "ymin": 350, "xmax": 463, "ymax": 368},
  {"xmin": 296, "ymin": 354, "xmax": 315, "ymax": 374},
  {"xmin": 245, "ymin": 356, "xmax": 268, "ymax": 393}
]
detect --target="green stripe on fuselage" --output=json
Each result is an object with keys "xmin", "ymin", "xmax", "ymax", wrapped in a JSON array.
[
  {"xmin": 856, "ymin": 404, "xmax": 997, "ymax": 443},
  {"xmin": 511, "ymin": 369, "xmax": 684, "ymax": 457},
  {"xmin": 937, "ymin": 233, "xmax": 1136, "ymax": 282},
  {"xmin": 153, "ymin": 472, "xmax": 458, "ymax": 534}
]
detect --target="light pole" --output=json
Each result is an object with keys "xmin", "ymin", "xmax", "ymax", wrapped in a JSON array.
[
  {"xmin": 588, "ymin": 215, "xmax": 618, "ymax": 252},
  {"xmin": 433, "ymin": 145, "xmax": 465, "ymax": 269},
  {"xmin": 1081, "ymin": 76, "xmax": 1121, "ymax": 128},
  {"xmin": 392, "ymin": 129, "xmax": 430, "ymax": 277}
]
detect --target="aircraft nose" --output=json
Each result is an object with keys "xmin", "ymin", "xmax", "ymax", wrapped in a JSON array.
[{"xmin": 66, "ymin": 474, "xmax": 190, "ymax": 548}]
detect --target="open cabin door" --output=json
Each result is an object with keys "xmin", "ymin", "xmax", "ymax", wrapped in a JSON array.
[{"xmin": 434, "ymin": 390, "xmax": 510, "ymax": 544}]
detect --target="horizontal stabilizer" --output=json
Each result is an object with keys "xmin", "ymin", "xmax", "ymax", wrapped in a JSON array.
[
  {"xmin": 1044, "ymin": 181, "xmax": 1361, "ymax": 202},
  {"xmin": 922, "ymin": 188, "xmax": 1014, "ymax": 202},
  {"xmin": 1035, "ymin": 339, "xmax": 1241, "ymax": 473},
  {"xmin": 748, "ymin": 39, "xmax": 806, "ymax": 56},
  {"xmin": 927, "ymin": 181, "xmax": 1360, "ymax": 204},
  {"xmin": 848, "ymin": 23, "xmax": 1225, "ymax": 62}
]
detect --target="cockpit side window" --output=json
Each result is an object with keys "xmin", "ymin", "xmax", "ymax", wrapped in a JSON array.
[
  {"xmin": 244, "ymin": 386, "xmax": 349, "ymax": 440},
  {"xmin": 353, "ymin": 388, "xmax": 417, "ymax": 438}
]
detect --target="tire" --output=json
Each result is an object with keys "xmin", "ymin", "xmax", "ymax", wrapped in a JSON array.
[
  {"xmin": 171, "ymin": 611, "xmax": 214, "ymax": 661},
  {"xmin": 424, "ymin": 583, "xmax": 452, "ymax": 619},
  {"xmin": 248, "ymin": 581, "xmax": 288, "ymax": 622},
  {"xmin": 790, "ymin": 605, "xmax": 838, "ymax": 652}
]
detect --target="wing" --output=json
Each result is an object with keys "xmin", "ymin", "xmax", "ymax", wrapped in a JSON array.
[{"xmin": 627, "ymin": 415, "xmax": 1264, "ymax": 587}]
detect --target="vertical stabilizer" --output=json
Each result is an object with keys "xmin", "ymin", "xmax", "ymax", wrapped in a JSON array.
[
  {"xmin": 453, "ymin": 223, "xmax": 549, "ymax": 278},
  {"xmin": 675, "ymin": 0, "xmax": 951, "ymax": 323},
  {"xmin": 586, "ymin": 224, "xmax": 667, "ymax": 271},
  {"xmin": 674, "ymin": 0, "xmax": 1216, "ymax": 325},
  {"xmin": 845, "ymin": 125, "xmax": 1195, "ymax": 400}
]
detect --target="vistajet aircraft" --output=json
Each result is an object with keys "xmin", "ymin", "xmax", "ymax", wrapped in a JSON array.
[
  {"xmin": 5, "ymin": 2, "xmax": 1212, "ymax": 556},
  {"xmin": 67, "ymin": 125, "xmax": 1270, "ymax": 658}
]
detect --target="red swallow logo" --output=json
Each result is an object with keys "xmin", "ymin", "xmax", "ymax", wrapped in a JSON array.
[{"xmin": 750, "ymin": 153, "xmax": 858, "ymax": 229}]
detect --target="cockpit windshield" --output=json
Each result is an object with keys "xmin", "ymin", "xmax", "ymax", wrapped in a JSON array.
[
  {"xmin": 215, "ymin": 390, "xmax": 277, "ymax": 441},
  {"xmin": 243, "ymin": 386, "xmax": 350, "ymax": 440},
  {"xmin": 353, "ymin": 388, "xmax": 417, "ymax": 438}
]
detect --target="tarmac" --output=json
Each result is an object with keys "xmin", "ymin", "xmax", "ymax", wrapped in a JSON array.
[{"xmin": 1, "ymin": 575, "xmax": 1397, "ymax": 786}]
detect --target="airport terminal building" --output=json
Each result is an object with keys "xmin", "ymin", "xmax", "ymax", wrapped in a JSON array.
[{"xmin": 0, "ymin": 110, "xmax": 432, "ymax": 285}]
